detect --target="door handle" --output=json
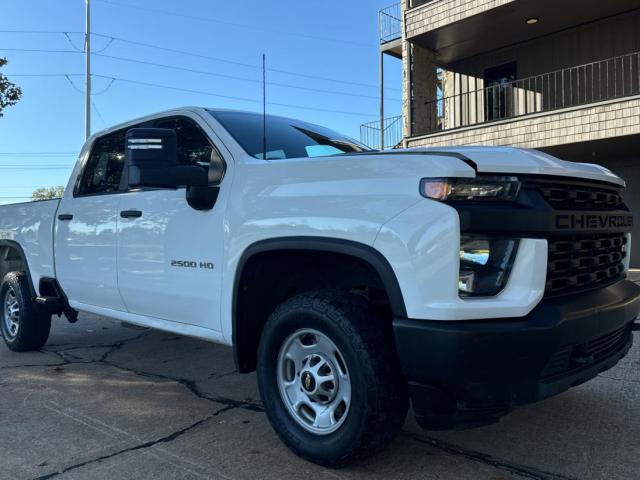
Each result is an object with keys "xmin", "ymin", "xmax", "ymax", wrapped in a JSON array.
[
  {"xmin": 58, "ymin": 213, "xmax": 73, "ymax": 221},
  {"xmin": 120, "ymin": 209, "xmax": 143, "ymax": 219}
]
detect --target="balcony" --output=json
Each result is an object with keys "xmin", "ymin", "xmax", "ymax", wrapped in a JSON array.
[
  {"xmin": 379, "ymin": 3, "xmax": 402, "ymax": 58},
  {"xmin": 421, "ymin": 52, "xmax": 640, "ymax": 136},
  {"xmin": 405, "ymin": 0, "xmax": 640, "ymax": 65},
  {"xmin": 360, "ymin": 115, "xmax": 403, "ymax": 150}
]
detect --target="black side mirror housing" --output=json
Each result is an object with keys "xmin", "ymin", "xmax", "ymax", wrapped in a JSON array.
[{"xmin": 126, "ymin": 128, "xmax": 208, "ymax": 188}]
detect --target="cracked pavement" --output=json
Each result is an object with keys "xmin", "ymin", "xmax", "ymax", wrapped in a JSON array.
[{"xmin": 1, "ymin": 312, "xmax": 638, "ymax": 480}]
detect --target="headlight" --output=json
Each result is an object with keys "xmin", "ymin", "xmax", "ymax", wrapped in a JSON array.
[
  {"xmin": 458, "ymin": 236, "xmax": 519, "ymax": 297},
  {"xmin": 420, "ymin": 176, "xmax": 521, "ymax": 202}
]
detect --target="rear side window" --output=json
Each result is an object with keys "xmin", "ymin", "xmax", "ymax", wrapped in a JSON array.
[{"xmin": 75, "ymin": 130, "xmax": 126, "ymax": 196}]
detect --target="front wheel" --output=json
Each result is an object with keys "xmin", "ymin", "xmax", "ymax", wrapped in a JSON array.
[
  {"xmin": 0, "ymin": 272, "xmax": 51, "ymax": 351},
  {"xmin": 257, "ymin": 290, "xmax": 408, "ymax": 467}
]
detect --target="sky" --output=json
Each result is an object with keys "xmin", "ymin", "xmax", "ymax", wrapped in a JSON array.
[{"xmin": 0, "ymin": 0, "xmax": 403, "ymax": 204}]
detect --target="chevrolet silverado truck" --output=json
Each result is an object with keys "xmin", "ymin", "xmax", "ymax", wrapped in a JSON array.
[{"xmin": 1, "ymin": 107, "xmax": 639, "ymax": 466}]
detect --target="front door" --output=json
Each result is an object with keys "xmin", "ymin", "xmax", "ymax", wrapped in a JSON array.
[
  {"xmin": 55, "ymin": 130, "xmax": 128, "ymax": 311},
  {"xmin": 116, "ymin": 115, "xmax": 227, "ymax": 331}
]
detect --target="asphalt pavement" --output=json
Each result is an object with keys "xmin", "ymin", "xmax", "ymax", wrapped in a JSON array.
[{"xmin": 1, "ymin": 310, "xmax": 639, "ymax": 480}]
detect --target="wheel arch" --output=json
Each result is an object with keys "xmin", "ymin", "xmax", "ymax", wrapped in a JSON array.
[
  {"xmin": 0, "ymin": 240, "xmax": 36, "ymax": 298},
  {"xmin": 232, "ymin": 237, "xmax": 407, "ymax": 373}
]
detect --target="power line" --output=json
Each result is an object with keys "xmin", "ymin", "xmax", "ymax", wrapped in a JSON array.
[
  {"xmin": 0, "ymin": 73, "xmax": 84, "ymax": 77},
  {"xmin": 64, "ymin": 74, "xmax": 86, "ymax": 94},
  {"xmin": 92, "ymin": 101, "xmax": 108, "ymax": 128},
  {"xmin": 0, "ymin": 48, "xmax": 80, "ymax": 54},
  {"xmin": 5, "ymin": 70, "xmax": 380, "ymax": 116},
  {"xmin": 93, "ymin": 32, "xmax": 401, "ymax": 92},
  {"xmin": 97, "ymin": 33, "xmax": 258, "ymax": 69},
  {"xmin": 63, "ymin": 32, "xmax": 85, "ymax": 52},
  {"xmin": 94, "ymin": 0, "xmax": 374, "ymax": 49},
  {"xmin": 0, "ymin": 35, "xmax": 401, "ymax": 93},
  {"xmin": 5, "ymin": 71, "xmax": 380, "ymax": 117},
  {"xmin": 0, "ymin": 152, "xmax": 76, "ymax": 155},
  {"xmin": 0, "ymin": 30, "xmax": 83, "ymax": 35},
  {"xmin": 93, "ymin": 52, "xmax": 402, "ymax": 102},
  {"xmin": 93, "ymin": 74, "xmax": 378, "ymax": 117}
]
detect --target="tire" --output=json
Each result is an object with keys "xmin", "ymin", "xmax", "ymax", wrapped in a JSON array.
[
  {"xmin": 257, "ymin": 290, "xmax": 409, "ymax": 467},
  {"xmin": 0, "ymin": 272, "xmax": 51, "ymax": 352}
]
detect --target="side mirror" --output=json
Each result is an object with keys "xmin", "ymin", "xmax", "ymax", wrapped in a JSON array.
[{"xmin": 126, "ymin": 128, "xmax": 208, "ymax": 188}]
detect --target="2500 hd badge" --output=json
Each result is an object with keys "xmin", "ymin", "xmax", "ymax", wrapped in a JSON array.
[{"xmin": 170, "ymin": 260, "xmax": 215, "ymax": 269}]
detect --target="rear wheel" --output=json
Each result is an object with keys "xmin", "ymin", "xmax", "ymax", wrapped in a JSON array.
[
  {"xmin": 257, "ymin": 290, "xmax": 408, "ymax": 466},
  {"xmin": 0, "ymin": 272, "xmax": 51, "ymax": 351}
]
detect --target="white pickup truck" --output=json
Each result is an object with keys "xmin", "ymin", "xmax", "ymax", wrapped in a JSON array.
[{"xmin": 1, "ymin": 107, "xmax": 639, "ymax": 466}]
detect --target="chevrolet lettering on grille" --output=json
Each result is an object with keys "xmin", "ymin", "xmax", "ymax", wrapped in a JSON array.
[{"xmin": 555, "ymin": 214, "xmax": 633, "ymax": 230}]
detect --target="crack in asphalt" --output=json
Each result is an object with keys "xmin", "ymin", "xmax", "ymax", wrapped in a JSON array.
[
  {"xmin": 100, "ymin": 359, "xmax": 265, "ymax": 413},
  {"xmin": 598, "ymin": 373, "xmax": 640, "ymax": 384},
  {"xmin": 33, "ymin": 406, "xmax": 233, "ymax": 480},
  {"xmin": 3, "ymin": 330, "xmax": 266, "ymax": 415},
  {"xmin": 2, "ymin": 328, "xmax": 578, "ymax": 480},
  {"xmin": 0, "ymin": 362, "xmax": 67, "ymax": 369},
  {"xmin": 405, "ymin": 433, "xmax": 580, "ymax": 480}
]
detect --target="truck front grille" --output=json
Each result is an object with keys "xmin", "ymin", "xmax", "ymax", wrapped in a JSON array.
[
  {"xmin": 529, "ymin": 178, "xmax": 624, "ymax": 210},
  {"xmin": 546, "ymin": 233, "xmax": 627, "ymax": 296}
]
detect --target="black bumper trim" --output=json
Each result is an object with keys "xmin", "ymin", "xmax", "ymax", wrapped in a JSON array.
[{"xmin": 394, "ymin": 279, "xmax": 640, "ymax": 430}]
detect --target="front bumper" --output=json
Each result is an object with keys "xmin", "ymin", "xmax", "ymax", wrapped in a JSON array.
[{"xmin": 394, "ymin": 279, "xmax": 640, "ymax": 430}]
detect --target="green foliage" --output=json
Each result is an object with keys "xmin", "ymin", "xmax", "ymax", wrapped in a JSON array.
[
  {"xmin": 0, "ymin": 57, "xmax": 22, "ymax": 117},
  {"xmin": 31, "ymin": 186, "xmax": 65, "ymax": 201}
]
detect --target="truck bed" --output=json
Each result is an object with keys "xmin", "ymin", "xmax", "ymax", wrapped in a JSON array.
[{"xmin": 0, "ymin": 199, "xmax": 60, "ymax": 294}]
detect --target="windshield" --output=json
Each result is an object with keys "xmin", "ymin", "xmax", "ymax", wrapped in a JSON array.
[{"xmin": 208, "ymin": 110, "xmax": 371, "ymax": 159}]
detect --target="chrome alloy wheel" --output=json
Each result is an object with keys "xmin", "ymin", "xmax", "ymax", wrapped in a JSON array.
[
  {"xmin": 3, "ymin": 286, "xmax": 20, "ymax": 339},
  {"xmin": 277, "ymin": 328, "xmax": 351, "ymax": 435}
]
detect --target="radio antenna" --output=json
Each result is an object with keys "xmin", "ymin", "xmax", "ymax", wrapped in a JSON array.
[{"xmin": 262, "ymin": 53, "xmax": 267, "ymax": 160}]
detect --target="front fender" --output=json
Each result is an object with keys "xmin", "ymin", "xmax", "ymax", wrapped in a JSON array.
[{"xmin": 374, "ymin": 200, "xmax": 548, "ymax": 321}]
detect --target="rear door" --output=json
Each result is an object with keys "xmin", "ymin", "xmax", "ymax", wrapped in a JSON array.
[
  {"xmin": 116, "ymin": 114, "xmax": 228, "ymax": 331},
  {"xmin": 55, "ymin": 129, "xmax": 128, "ymax": 311}
]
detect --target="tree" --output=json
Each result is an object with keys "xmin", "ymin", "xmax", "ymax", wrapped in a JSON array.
[
  {"xmin": 32, "ymin": 186, "xmax": 65, "ymax": 201},
  {"xmin": 0, "ymin": 57, "xmax": 22, "ymax": 117}
]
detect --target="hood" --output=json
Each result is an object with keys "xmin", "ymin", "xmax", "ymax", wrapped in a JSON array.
[{"xmin": 406, "ymin": 146, "xmax": 625, "ymax": 187}]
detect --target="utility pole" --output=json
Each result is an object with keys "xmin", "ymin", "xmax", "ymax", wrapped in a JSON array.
[
  {"xmin": 84, "ymin": 0, "xmax": 91, "ymax": 140},
  {"xmin": 379, "ymin": 50, "xmax": 385, "ymax": 151}
]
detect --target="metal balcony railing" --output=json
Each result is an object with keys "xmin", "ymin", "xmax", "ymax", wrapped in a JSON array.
[
  {"xmin": 360, "ymin": 115, "xmax": 403, "ymax": 149},
  {"xmin": 423, "ymin": 51, "xmax": 640, "ymax": 135},
  {"xmin": 379, "ymin": 3, "xmax": 402, "ymax": 44}
]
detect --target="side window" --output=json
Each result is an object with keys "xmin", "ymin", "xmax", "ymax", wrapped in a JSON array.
[
  {"xmin": 154, "ymin": 116, "xmax": 225, "ymax": 184},
  {"xmin": 75, "ymin": 130, "xmax": 126, "ymax": 196}
]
